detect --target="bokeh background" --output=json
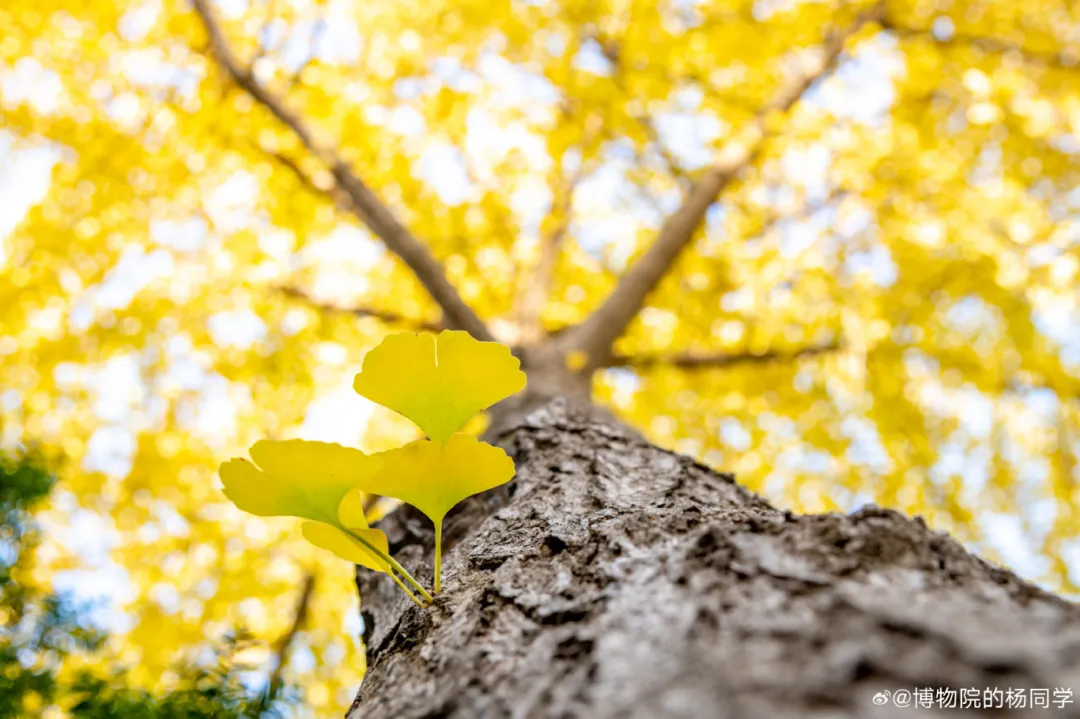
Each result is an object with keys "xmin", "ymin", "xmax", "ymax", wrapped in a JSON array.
[{"xmin": 2, "ymin": 0, "xmax": 1080, "ymax": 715}]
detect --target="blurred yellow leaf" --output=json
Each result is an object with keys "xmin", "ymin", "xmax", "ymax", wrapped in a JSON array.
[{"xmin": 565, "ymin": 350, "xmax": 589, "ymax": 371}]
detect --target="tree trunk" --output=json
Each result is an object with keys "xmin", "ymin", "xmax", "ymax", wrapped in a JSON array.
[{"xmin": 350, "ymin": 399, "xmax": 1080, "ymax": 718}]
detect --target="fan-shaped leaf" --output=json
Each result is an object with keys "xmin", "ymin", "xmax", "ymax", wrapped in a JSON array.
[
  {"xmin": 300, "ymin": 522, "xmax": 390, "ymax": 573},
  {"xmin": 352, "ymin": 330, "xmax": 526, "ymax": 442},
  {"xmin": 219, "ymin": 440, "xmax": 383, "ymax": 525},
  {"xmin": 218, "ymin": 441, "xmax": 389, "ymax": 572},
  {"xmin": 358, "ymin": 433, "xmax": 516, "ymax": 525}
]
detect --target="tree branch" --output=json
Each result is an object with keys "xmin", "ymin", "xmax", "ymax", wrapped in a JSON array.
[
  {"xmin": 880, "ymin": 16, "xmax": 1080, "ymax": 72},
  {"xmin": 738, "ymin": 187, "xmax": 849, "ymax": 242},
  {"xmin": 259, "ymin": 145, "xmax": 353, "ymax": 209},
  {"xmin": 594, "ymin": 37, "xmax": 693, "ymax": 188},
  {"xmin": 607, "ymin": 340, "xmax": 843, "ymax": 371},
  {"xmin": 279, "ymin": 286, "xmax": 443, "ymax": 332},
  {"xmin": 512, "ymin": 164, "xmax": 586, "ymax": 345},
  {"xmin": 191, "ymin": 0, "xmax": 492, "ymax": 341},
  {"xmin": 265, "ymin": 572, "xmax": 315, "ymax": 704},
  {"xmin": 567, "ymin": 5, "xmax": 883, "ymax": 368},
  {"xmin": 512, "ymin": 223, "xmax": 571, "ymax": 345}
]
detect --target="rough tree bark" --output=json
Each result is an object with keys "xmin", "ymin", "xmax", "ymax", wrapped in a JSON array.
[{"xmin": 351, "ymin": 399, "xmax": 1080, "ymax": 719}]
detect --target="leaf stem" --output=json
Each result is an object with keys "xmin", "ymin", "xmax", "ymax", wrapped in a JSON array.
[
  {"xmin": 388, "ymin": 571, "xmax": 428, "ymax": 608},
  {"xmin": 434, "ymin": 523, "xmax": 442, "ymax": 594},
  {"xmin": 343, "ymin": 528, "xmax": 434, "ymax": 604}
]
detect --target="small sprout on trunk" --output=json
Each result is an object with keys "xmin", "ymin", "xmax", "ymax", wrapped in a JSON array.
[{"xmin": 217, "ymin": 330, "xmax": 525, "ymax": 606}]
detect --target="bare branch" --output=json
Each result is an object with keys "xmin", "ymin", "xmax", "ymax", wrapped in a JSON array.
[
  {"xmin": 192, "ymin": 0, "xmax": 492, "ymax": 341},
  {"xmin": 595, "ymin": 38, "xmax": 693, "ymax": 187},
  {"xmin": 279, "ymin": 286, "xmax": 443, "ymax": 332},
  {"xmin": 259, "ymin": 145, "xmax": 354, "ymax": 209},
  {"xmin": 567, "ymin": 5, "xmax": 883, "ymax": 368},
  {"xmin": 739, "ymin": 187, "xmax": 849, "ymax": 240},
  {"xmin": 880, "ymin": 16, "xmax": 1080, "ymax": 72},
  {"xmin": 512, "ymin": 224, "xmax": 571, "ymax": 345},
  {"xmin": 266, "ymin": 572, "xmax": 315, "ymax": 703},
  {"xmin": 608, "ymin": 340, "xmax": 843, "ymax": 371},
  {"xmin": 512, "ymin": 164, "xmax": 587, "ymax": 344}
]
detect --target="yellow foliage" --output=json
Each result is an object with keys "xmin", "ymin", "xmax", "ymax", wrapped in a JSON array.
[{"xmin": 2, "ymin": 0, "xmax": 1080, "ymax": 714}]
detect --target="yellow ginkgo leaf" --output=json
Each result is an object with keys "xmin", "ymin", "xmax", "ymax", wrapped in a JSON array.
[
  {"xmin": 360, "ymin": 433, "xmax": 516, "ymax": 526},
  {"xmin": 352, "ymin": 330, "xmax": 527, "ymax": 443},
  {"xmin": 219, "ymin": 439, "xmax": 383, "ymax": 526},
  {"xmin": 332, "ymin": 490, "xmax": 433, "ymax": 601},
  {"xmin": 301, "ymin": 522, "xmax": 390, "ymax": 574},
  {"xmin": 337, "ymin": 488, "xmax": 368, "ymax": 529},
  {"xmin": 359, "ymin": 433, "xmax": 516, "ymax": 593},
  {"xmin": 219, "ymin": 441, "xmax": 437, "ymax": 600}
]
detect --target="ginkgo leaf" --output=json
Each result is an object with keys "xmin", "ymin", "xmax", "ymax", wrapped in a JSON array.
[
  {"xmin": 219, "ymin": 439, "xmax": 383, "ymax": 526},
  {"xmin": 337, "ymin": 488, "xmax": 369, "ymax": 529},
  {"xmin": 358, "ymin": 433, "xmax": 516, "ymax": 525},
  {"xmin": 331, "ymin": 490, "xmax": 431, "ymax": 601},
  {"xmin": 352, "ymin": 330, "xmax": 527, "ymax": 443},
  {"xmin": 301, "ymin": 522, "xmax": 390, "ymax": 573},
  {"xmin": 220, "ymin": 444, "xmax": 392, "ymax": 575}
]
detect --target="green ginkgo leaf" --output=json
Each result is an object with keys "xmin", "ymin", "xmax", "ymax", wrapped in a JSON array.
[
  {"xmin": 357, "ymin": 433, "xmax": 517, "ymax": 592},
  {"xmin": 352, "ymin": 330, "xmax": 527, "ymax": 443},
  {"xmin": 218, "ymin": 440, "xmax": 389, "ymax": 572}
]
